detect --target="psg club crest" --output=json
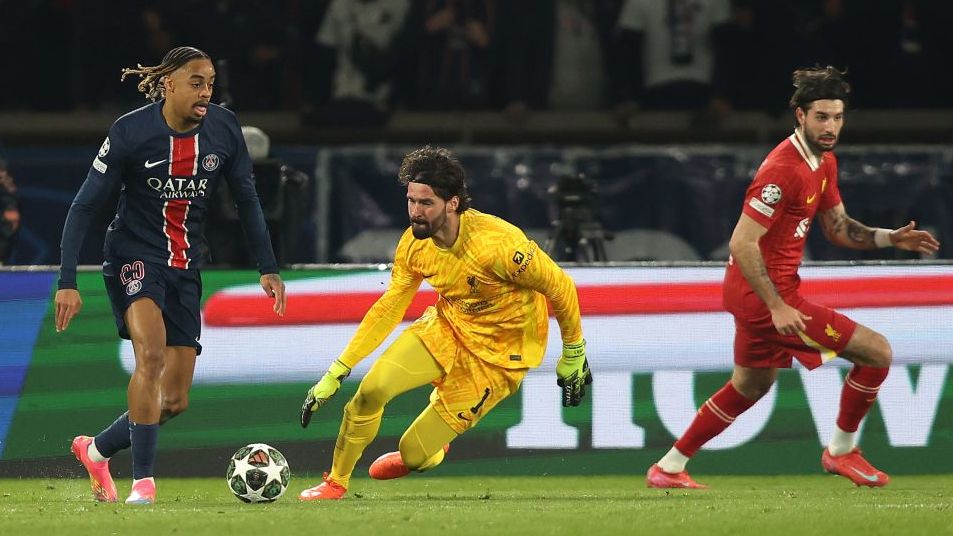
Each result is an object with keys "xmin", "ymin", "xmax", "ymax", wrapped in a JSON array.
[
  {"xmin": 760, "ymin": 184, "xmax": 782, "ymax": 205},
  {"xmin": 126, "ymin": 279, "xmax": 142, "ymax": 296},
  {"xmin": 202, "ymin": 154, "xmax": 220, "ymax": 172}
]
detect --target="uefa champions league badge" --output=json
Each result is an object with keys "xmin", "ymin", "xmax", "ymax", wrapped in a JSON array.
[
  {"xmin": 202, "ymin": 154, "xmax": 220, "ymax": 172},
  {"xmin": 98, "ymin": 137, "xmax": 110, "ymax": 158},
  {"xmin": 761, "ymin": 184, "xmax": 782, "ymax": 205},
  {"xmin": 126, "ymin": 279, "xmax": 142, "ymax": 296}
]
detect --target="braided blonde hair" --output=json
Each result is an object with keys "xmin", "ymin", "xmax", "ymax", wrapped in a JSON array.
[{"xmin": 121, "ymin": 46, "xmax": 210, "ymax": 102}]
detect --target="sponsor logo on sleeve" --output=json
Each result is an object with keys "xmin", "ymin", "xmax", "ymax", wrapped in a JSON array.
[
  {"xmin": 92, "ymin": 157, "xmax": 108, "ymax": 174},
  {"xmin": 760, "ymin": 184, "xmax": 782, "ymax": 205},
  {"xmin": 510, "ymin": 244, "xmax": 537, "ymax": 278},
  {"xmin": 748, "ymin": 197, "xmax": 775, "ymax": 218}
]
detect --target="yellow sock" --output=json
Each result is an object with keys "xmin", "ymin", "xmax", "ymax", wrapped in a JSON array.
[
  {"xmin": 416, "ymin": 446, "xmax": 445, "ymax": 472},
  {"xmin": 328, "ymin": 404, "xmax": 383, "ymax": 489},
  {"xmin": 399, "ymin": 405, "xmax": 457, "ymax": 472}
]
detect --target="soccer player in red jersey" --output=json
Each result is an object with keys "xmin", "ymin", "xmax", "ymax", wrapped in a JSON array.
[{"xmin": 646, "ymin": 66, "xmax": 940, "ymax": 489}]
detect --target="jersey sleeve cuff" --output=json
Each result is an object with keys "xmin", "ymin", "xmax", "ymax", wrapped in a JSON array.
[
  {"xmin": 741, "ymin": 202, "xmax": 774, "ymax": 228},
  {"xmin": 57, "ymin": 279, "xmax": 78, "ymax": 290}
]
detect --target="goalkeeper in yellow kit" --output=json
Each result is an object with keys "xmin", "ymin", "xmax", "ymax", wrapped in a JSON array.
[{"xmin": 297, "ymin": 146, "xmax": 591, "ymax": 500}]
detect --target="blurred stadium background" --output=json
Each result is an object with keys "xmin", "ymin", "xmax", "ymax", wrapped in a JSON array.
[{"xmin": 1, "ymin": 0, "xmax": 952, "ymax": 483}]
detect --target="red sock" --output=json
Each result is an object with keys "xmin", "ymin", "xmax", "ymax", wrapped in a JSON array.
[
  {"xmin": 837, "ymin": 366, "xmax": 889, "ymax": 432},
  {"xmin": 674, "ymin": 381, "xmax": 757, "ymax": 457}
]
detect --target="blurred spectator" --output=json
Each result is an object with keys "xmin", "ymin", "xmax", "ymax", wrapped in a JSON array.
[
  {"xmin": 800, "ymin": 0, "xmax": 953, "ymax": 109},
  {"xmin": 496, "ymin": 0, "xmax": 622, "ymax": 119},
  {"xmin": 616, "ymin": 0, "xmax": 731, "ymax": 111},
  {"xmin": 413, "ymin": 0, "xmax": 496, "ymax": 109},
  {"xmin": 548, "ymin": 0, "xmax": 619, "ymax": 110},
  {"xmin": 304, "ymin": 0, "xmax": 413, "ymax": 126},
  {"xmin": 709, "ymin": 0, "xmax": 803, "ymax": 117},
  {"xmin": 855, "ymin": 0, "xmax": 952, "ymax": 108},
  {"xmin": 803, "ymin": 0, "xmax": 854, "ymax": 67},
  {"xmin": 203, "ymin": 1, "xmax": 293, "ymax": 110},
  {"xmin": 0, "ymin": 151, "xmax": 20, "ymax": 264}
]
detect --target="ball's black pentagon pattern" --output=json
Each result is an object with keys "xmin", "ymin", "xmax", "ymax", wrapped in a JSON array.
[
  {"xmin": 229, "ymin": 475, "xmax": 247, "ymax": 495},
  {"xmin": 245, "ymin": 468, "xmax": 268, "ymax": 491},
  {"xmin": 262, "ymin": 480, "xmax": 283, "ymax": 500}
]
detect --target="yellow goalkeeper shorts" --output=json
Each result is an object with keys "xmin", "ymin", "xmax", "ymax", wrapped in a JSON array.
[{"xmin": 430, "ymin": 347, "xmax": 527, "ymax": 434}]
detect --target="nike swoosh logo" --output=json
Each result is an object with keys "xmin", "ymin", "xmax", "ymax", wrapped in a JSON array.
[
  {"xmin": 144, "ymin": 159, "xmax": 167, "ymax": 168},
  {"xmin": 806, "ymin": 193, "xmax": 817, "ymax": 204},
  {"xmin": 850, "ymin": 467, "xmax": 880, "ymax": 482}
]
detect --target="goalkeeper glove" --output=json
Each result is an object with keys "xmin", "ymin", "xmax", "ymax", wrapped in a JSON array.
[
  {"xmin": 556, "ymin": 340, "xmax": 592, "ymax": 407},
  {"xmin": 300, "ymin": 360, "xmax": 351, "ymax": 428}
]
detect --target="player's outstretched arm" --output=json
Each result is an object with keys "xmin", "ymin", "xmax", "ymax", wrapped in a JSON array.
[
  {"xmin": 887, "ymin": 220, "xmax": 941, "ymax": 254},
  {"xmin": 494, "ymin": 239, "xmax": 592, "ymax": 405},
  {"xmin": 298, "ymin": 235, "xmax": 423, "ymax": 427},
  {"xmin": 818, "ymin": 203, "xmax": 940, "ymax": 254},
  {"xmin": 300, "ymin": 359, "xmax": 351, "ymax": 428}
]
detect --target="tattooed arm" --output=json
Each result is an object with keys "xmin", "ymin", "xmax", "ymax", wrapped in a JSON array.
[
  {"xmin": 818, "ymin": 202, "xmax": 941, "ymax": 254},
  {"xmin": 817, "ymin": 203, "xmax": 877, "ymax": 249}
]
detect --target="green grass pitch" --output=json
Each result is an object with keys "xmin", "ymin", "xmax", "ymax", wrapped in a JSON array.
[{"xmin": 1, "ymin": 475, "xmax": 951, "ymax": 535}]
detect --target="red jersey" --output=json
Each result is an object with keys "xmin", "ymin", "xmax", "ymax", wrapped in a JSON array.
[{"xmin": 723, "ymin": 130, "xmax": 843, "ymax": 318}]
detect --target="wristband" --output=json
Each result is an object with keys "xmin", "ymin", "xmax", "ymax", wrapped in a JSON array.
[
  {"xmin": 562, "ymin": 340, "xmax": 586, "ymax": 359},
  {"xmin": 874, "ymin": 228, "xmax": 892, "ymax": 248}
]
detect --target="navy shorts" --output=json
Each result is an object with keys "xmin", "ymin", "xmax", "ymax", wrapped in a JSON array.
[{"xmin": 103, "ymin": 258, "xmax": 203, "ymax": 355}]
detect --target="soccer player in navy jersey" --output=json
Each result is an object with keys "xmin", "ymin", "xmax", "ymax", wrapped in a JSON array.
[
  {"xmin": 54, "ymin": 46, "xmax": 286, "ymax": 504},
  {"xmin": 646, "ymin": 67, "xmax": 939, "ymax": 489}
]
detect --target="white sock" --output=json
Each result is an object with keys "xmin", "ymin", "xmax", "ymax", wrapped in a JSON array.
[
  {"xmin": 657, "ymin": 447, "xmax": 690, "ymax": 474},
  {"xmin": 87, "ymin": 441, "xmax": 107, "ymax": 463},
  {"xmin": 828, "ymin": 425, "xmax": 856, "ymax": 456}
]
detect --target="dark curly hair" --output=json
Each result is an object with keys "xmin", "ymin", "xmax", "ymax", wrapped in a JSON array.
[
  {"xmin": 398, "ymin": 146, "xmax": 471, "ymax": 213},
  {"xmin": 789, "ymin": 66, "xmax": 851, "ymax": 111},
  {"xmin": 121, "ymin": 46, "xmax": 211, "ymax": 102}
]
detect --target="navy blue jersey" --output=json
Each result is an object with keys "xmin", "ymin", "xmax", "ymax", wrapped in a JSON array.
[{"xmin": 59, "ymin": 101, "xmax": 278, "ymax": 289}]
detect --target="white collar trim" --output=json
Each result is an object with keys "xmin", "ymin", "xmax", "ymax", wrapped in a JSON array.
[{"xmin": 789, "ymin": 129, "xmax": 821, "ymax": 171}]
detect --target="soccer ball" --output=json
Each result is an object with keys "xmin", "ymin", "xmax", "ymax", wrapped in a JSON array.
[{"xmin": 226, "ymin": 443, "xmax": 291, "ymax": 503}]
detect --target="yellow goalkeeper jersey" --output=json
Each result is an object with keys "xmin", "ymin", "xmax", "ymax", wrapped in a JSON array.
[{"xmin": 337, "ymin": 209, "xmax": 583, "ymax": 371}]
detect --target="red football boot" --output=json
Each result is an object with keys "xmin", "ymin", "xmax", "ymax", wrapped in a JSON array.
[
  {"xmin": 368, "ymin": 444, "xmax": 450, "ymax": 480},
  {"xmin": 822, "ymin": 448, "xmax": 890, "ymax": 487},
  {"xmin": 299, "ymin": 473, "xmax": 347, "ymax": 501},
  {"xmin": 646, "ymin": 464, "xmax": 708, "ymax": 489}
]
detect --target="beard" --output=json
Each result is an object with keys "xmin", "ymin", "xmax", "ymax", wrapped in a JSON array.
[
  {"xmin": 805, "ymin": 130, "xmax": 838, "ymax": 153},
  {"xmin": 411, "ymin": 222, "xmax": 432, "ymax": 239},
  {"xmin": 410, "ymin": 212, "xmax": 446, "ymax": 240}
]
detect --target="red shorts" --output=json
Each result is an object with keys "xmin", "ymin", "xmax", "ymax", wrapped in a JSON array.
[{"xmin": 733, "ymin": 296, "xmax": 857, "ymax": 370}]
